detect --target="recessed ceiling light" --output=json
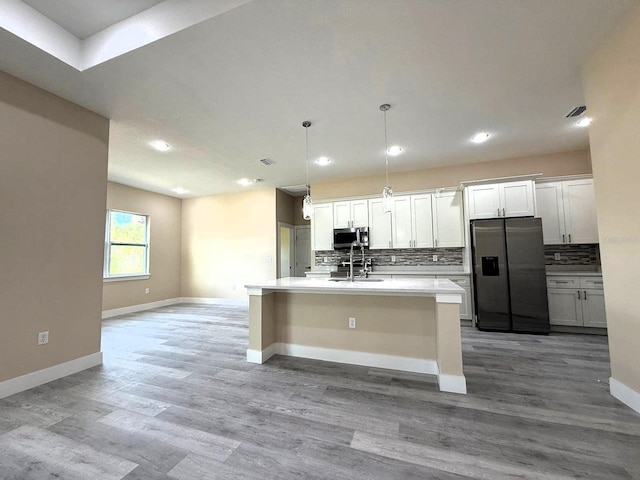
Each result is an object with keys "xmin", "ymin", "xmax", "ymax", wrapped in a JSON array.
[
  {"xmin": 172, "ymin": 187, "xmax": 189, "ymax": 195},
  {"xmin": 149, "ymin": 139, "xmax": 171, "ymax": 152},
  {"xmin": 316, "ymin": 156, "xmax": 331, "ymax": 166},
  {"xmin": 387, "ymin": 145, "xmax": 403, "ymax": 156},
  {"xmin": 575, "ymin": 117, "xmax": 592, "ymax": 128},
  {"xmin": 471, "ymin": 132, "xmax": 491, "ymax": 144},
  {"xmin": 237, "ymin": 178, "xmax": 262, "ymax": 186}
]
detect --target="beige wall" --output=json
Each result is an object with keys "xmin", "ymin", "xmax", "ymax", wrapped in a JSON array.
[
  {"xmin": 181, "ymin": 189, "xmax": 277, "ymax": 299},
  {"xmin": 276, "ymin": 189, "xmax": 310, "ymax": 226},
  {"xmin": 102, "ymin": 182, "xmax": 182, "ymax": 311},
  {"xmin": 0, "ymin": 71, "xmax": 109, "ymax": 382},
  {"xmin": 312, "ymin": 150, "xmax": 591, "ymax": 200},
  {"xmin": 583, "ymin": 6, "xmax": 640, "ymax": 395}
]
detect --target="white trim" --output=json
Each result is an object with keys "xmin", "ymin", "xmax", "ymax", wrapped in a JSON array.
[
  {"xmin": 459, "ymin": 173, "xmax": 543, "ymax": 188},
  {"xmin": 261, "ymin": 343, "xmax": 439, "ymax": 375},
  {"xmin": 610, "ymin": 377, "xmax": 640, "ymax": 414},
  {"xmin": 246, "ymin": 344, "xmax": 277, "ymax": 364},
  {"xmin": 102, "ymin": 298, "xmax": 181, "ymax": 319},
  {"xmin": 103, "ymin": 274, "xmax": 150, "ymax": 283},
  {"xmin": 0, "ymin": 352, "xmax": 103, "ymax": 399},
  {"xmin": 180, "ymin": 297, "xmax": 249, "ymax": 307},
  {"xmin": 438, "ymin": 373, "xmax": 467, "ymax": 394}
]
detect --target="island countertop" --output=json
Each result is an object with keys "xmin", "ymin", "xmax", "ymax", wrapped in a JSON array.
[{"xmin": 246, "ymin": 277, "xmax": 464, "ymax": 300}]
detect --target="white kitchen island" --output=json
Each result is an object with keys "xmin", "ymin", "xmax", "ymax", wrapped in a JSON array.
[{"xmin": 245, "ymin": 277, "xmax": 466, "ymax": 394}]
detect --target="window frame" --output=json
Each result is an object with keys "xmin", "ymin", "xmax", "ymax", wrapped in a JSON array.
[{"xmin": 103, "ymin": 209, "xmax": 150, "ymax": 280}]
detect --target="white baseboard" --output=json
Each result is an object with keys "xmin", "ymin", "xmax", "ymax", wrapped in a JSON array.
[
  {"xmin": 246, "ymin": 344, "xmax": 277, "ymax": 364},
  {"xmin": 180, "ymin": 297, "xmax": 249, "ymax": 307},
  {"xmin": 0, "ymin": 352, "xmax": 103, "ymax": 399},
  {"xmin": 248, "ymin": 343, "xmax": 438, "ymax": 375},
  {"xmin": 610, "ymin": 377, "xmax": 640, "ymax": 414},
  {"xmin": 102, "ymin": 298, "xmax": 181, "ymax": 319},
  {"xmin": 438, "ymin": 373, "xmax": 467, "ymax": 394}
]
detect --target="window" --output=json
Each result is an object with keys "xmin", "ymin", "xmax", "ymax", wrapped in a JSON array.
[{"xmin": 104, "ymin": 210, "xmax": 149, "ymax": 278}]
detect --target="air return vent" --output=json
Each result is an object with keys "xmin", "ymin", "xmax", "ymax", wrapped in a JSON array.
[
  {"xmin": 259, "ymin": 158, "xmax": 275, "ymax": 166},
  {"xmin": 566, "ymin": 106, "xmax": 587, "ymax": 118}
]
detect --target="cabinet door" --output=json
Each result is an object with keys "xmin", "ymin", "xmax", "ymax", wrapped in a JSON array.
[
  {"xmin": 466, "ymin": 184, "xmax": 501, "ymax": 219},
  {"xmin": 547, "ymin": 289, "xmax": 583, "ymax": 326},
  {"xmin": 350, "ymin": 200, "xmax": 369, "ymax": 228},
  {"xmin": 368, "ymin": 199, "xmax": 392, "ymax": 249},
  {"xmin": 535, "ymin": 182, "xmax": 566, "ymax": 245},
  {"xmin": 411, "ymin": 194, "xmax": 434, "ymax": 248},
  {"xmin": 500, "ymin": 181, "xmax": 535, "ymax": 217},
  {"xmin": 392, "ymin": 195, "xmax": 413, "ymax": 248},
  {"xmin": 311, "ymin": 203, "xmax": 334, "ymax": 251},
  {"xmin": 432, "ymin": 190, "xmax": 464, "ymax": 247},
  {"xmin": 333, "ymin": 201, "xmax": 351, "ymax": 228},
  {"xmin": 562, "ymin": 179, "xmax": 599, "ymax": 244},
  {"xmin": 582, "ymin": 289, "xmax": 607, "ymax": 328}
]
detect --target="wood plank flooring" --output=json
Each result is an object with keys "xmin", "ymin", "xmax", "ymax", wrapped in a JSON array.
[{"xmin": 1, "ymin": 303, "xmax": 639, "ymax": 479}]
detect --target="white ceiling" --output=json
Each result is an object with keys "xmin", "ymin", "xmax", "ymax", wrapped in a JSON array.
[
  {"xmin": 22, "ymin": 0, "xmax": 165, "ymax": 39},
  {"xmin": 0, "ymin": 0, "xmax": 636, "ymax": 198}
]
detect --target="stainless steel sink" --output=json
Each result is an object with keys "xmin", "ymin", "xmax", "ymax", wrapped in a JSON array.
[{"xmin": 327, "ymin": 277, "xmax": 384, "ymax": 282}]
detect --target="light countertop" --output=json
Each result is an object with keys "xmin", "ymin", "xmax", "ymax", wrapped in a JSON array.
[{"xmin": 246, "ymin": 277, "xmax": 464, "ymax": 299}]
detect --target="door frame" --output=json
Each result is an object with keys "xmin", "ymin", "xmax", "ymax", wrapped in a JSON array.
[{"xmin": 277, "ymin": 222, "xmax": 295, "ymax": 279}]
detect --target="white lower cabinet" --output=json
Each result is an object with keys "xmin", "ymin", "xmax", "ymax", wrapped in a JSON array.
[{"xmin": 547, "ymin": 275, "xmax": 606, "ymax": 328}]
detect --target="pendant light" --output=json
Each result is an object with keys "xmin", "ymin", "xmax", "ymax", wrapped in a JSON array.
[
  {"xmin": 302, "ymin": 120, "xmax": 313, "ymax": 220},
  {"xmin": 380, "ymin": 103, "xmax": 393, "ymax": 213}
]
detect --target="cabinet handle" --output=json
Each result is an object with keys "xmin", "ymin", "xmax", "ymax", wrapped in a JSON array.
[
  {"xmin": 584, "ymin": 290, "xmax": 587, "ymax": 299},
  {"xmin": 435, "ymin": 238, "xmax": 438, "ymax": 247},
  {"xmin": 562, "ymin": 234, "xmax": 565, "ymax": 243},
  {"xmin": 497, "ymin": 208, "xmax": 500, "ymax": 217},
  {"xmin": 502, "ymin": 207, "xmax": 505, "ymax": 217},
  {"xmin": 577, "ymin": 291, "xmax": 581, "ymax": 300},
  {"xmin": 568, "ymin": 234, "xmax": 572, "ymax": 243}
]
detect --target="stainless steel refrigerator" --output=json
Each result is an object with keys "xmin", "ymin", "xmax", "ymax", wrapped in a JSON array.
[{"xmin": 471, "ymin": 217, "xmax": 550, "ymax": 333}]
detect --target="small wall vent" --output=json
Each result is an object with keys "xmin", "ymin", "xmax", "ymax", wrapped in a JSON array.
[
  {"xmin": 259, "ymin": 158, "xmax": 275, "ymax": 166},
  {"xmin": 566, "ymin": 106, "xmax": 587, "ymax": 118}
]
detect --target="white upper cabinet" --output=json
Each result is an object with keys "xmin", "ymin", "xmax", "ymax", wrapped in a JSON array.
[
  {"xmin": 467, "ymin": 180, "xmax": 535, "ymax": 220},
  {"xmin": 535, "ymin": 178, "xmax": 598, "ymax": 245},
  {"xmin": 333, "ymin": 200, "xmax": 368, "ymax": 228},
  {"xmin": 432, "ymin": 190, "xmax": 464, "ymax": 247},
  {"xmin": 535, "ymin": 183, "xmax": 566, "ymax": 245},
  {"xmin": 311, "ymin": 202, "xmax": 334, "ymax": 251},
  {"xmin": 411, "ymin": 194, "xmax": 434, "ymax": 248},
  {"xmin": 368, "ymin": 198, "xmax": 392, "ymax": 249},
  {"xmin": 391, "ymin": 195, "xmax": 414, "ymax": 248},
  {"xmin": 562, "ymin": 179, "xmax": 598, "ymax": 244}
]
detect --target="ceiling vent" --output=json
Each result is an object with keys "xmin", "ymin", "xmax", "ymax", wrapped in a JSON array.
[
  {"xmin": 566, "ymin": 105, "xmax": 587, "ymax": 118},
  {"xmin": 259, "ymin": 158, "xmax": 275, "ymax": 166}
]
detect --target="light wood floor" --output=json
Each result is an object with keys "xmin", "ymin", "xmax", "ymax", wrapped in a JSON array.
[{"xmin": 0, "ymin": 303, "xmax": 639, "ymax": 479}]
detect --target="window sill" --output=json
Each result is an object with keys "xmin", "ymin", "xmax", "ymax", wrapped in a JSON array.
[{"xmin": 103, "ymin": 274, "xmax": 150, "ymax": 283}]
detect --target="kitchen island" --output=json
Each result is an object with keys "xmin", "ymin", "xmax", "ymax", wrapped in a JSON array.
[{"xmin": 245, "ymin": 277, "xmax": 466, "ymax": 394}]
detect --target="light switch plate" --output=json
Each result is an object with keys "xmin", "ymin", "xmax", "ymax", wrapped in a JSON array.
[
  {"xmin": 432, "ymin": 255, "xmax": 438, "ymax": 262},
  {"xmin": 554, "ymin": 252, "xmax": 561, "ymax": 261},
  {"xmin": 391, "ymin": 255, "xmax": 396, "ymax": 263}
]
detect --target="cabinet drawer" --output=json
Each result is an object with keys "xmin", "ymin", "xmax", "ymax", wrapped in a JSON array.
[
  {"xmin": 580, "ymin": 277, "xmax": 603, "ymax": 290},
  {"xmin": 546, "ymin": 276, "xmax": 579, "ymax": 289}
]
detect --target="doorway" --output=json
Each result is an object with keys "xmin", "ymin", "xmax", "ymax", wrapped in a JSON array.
[
  {"xmin": 294, "ymin": 226, "xmax": 311, "ymax": 277},
  {"xmin": 278, "ymin": 223, "xmax": 295, "ymax": 278}
]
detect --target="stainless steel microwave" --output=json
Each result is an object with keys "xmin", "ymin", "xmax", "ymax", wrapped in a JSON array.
[{"xmin": 333, "ymin": 227, "xmax": 369, "ymax": 250}]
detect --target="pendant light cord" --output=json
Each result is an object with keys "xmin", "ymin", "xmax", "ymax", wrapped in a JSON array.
[
  {"xmin": 305, "ymin": 125, "xmax": 310, "ymax": 196},
  {"xmin": 383, "ymin": 108, "xmax": 389, "ymax": 187}
]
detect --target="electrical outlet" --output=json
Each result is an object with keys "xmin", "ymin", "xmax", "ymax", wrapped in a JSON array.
[
  {"xmin": 432, "ymin": 255, "xmax": 438, "ymax": 262},
  {"xmin": 391, "ymin": 255, "xmax": 396, "ymax": 263},
  {"xmin": 324, "ymin": 256, "xmax": 329, "ymax": 263},
  {"xmin": 348, "ymin": 317, "xmax": 356, "ymax": 329},
  {"xmin": 554, "ymin": 252, "xmax": 561, "ymax": 261},
  {"xmin": 145, "ymin": 287, "xmax": 150, "ymax": 294},
  {"xmin": 37, "ymin": 331, "xmax": 49, "ymax": 345}
]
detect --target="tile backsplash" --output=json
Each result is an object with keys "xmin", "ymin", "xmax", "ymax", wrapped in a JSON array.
[
  {"xmin": 544, "ymin": 244, "xmax": 600, "ymax": 266},
  {"xmin": 315, "ymin": 248, "xmax": 464, "ymax": 267}
]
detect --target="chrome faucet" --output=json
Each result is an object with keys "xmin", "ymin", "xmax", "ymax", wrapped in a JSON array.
[{"xmin": 348, "ymin": 240, "xmax": 371, "ymax": 281}]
